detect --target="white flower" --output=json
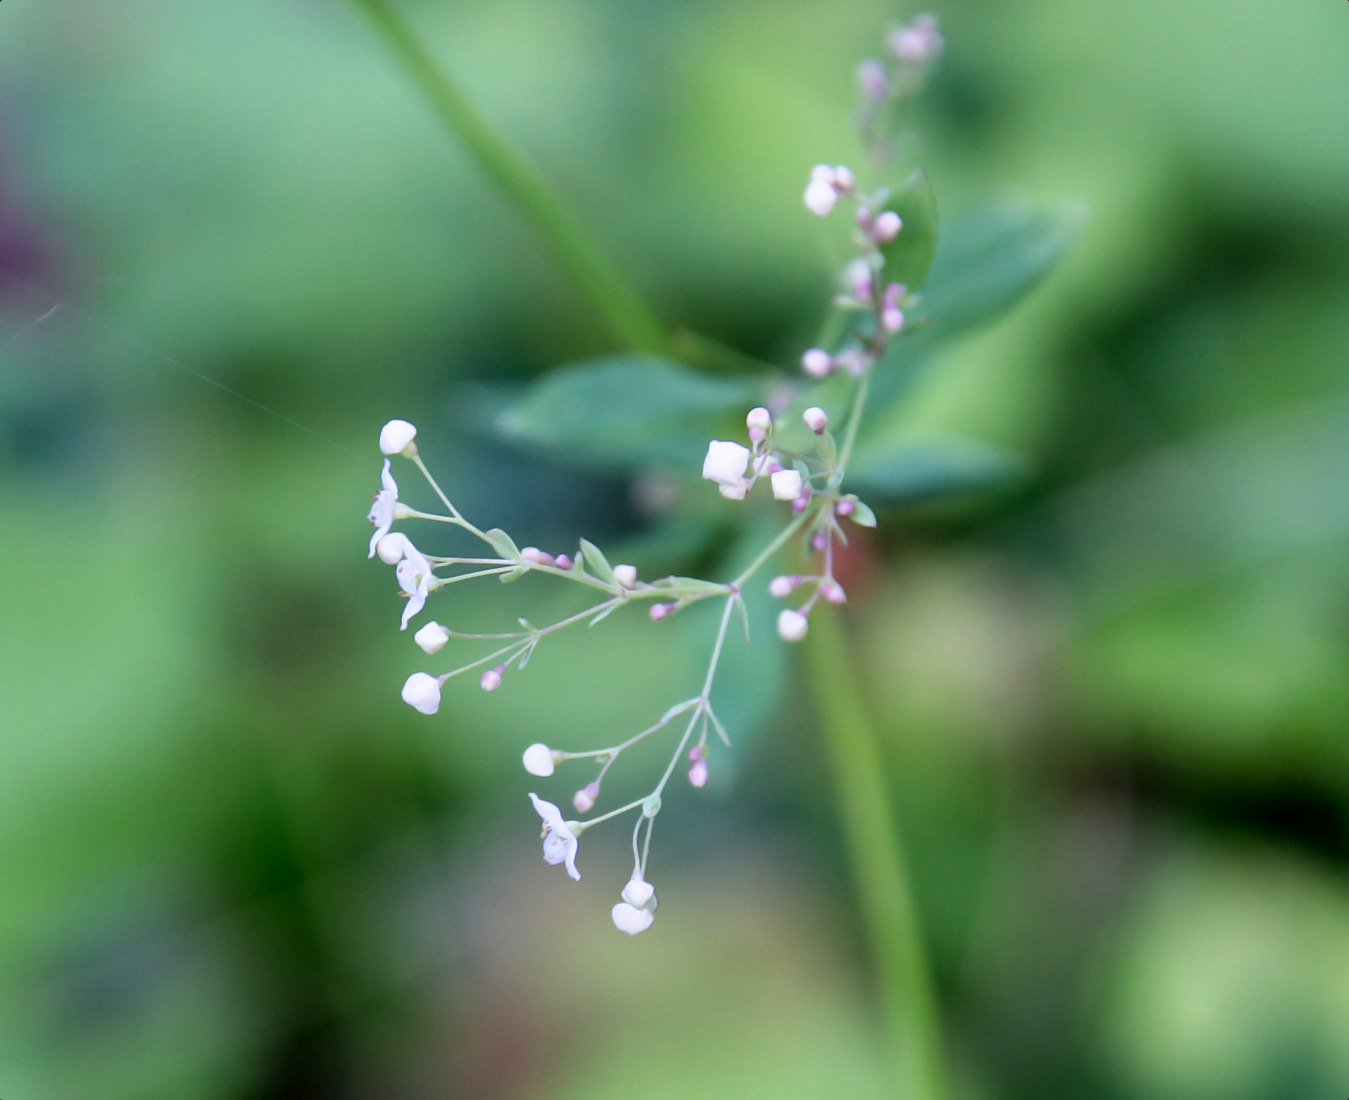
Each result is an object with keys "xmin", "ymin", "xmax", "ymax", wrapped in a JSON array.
[
  {"xmin": 771, "ymin": 469, "xmax": 803, "ymax": 501},
  {"xmin": 367, "ymin": 460, "xmax": 399, "ymax": 558},
  {"xmin": 401, "ymin": 672, "xmax": 442, "ymax": 715},
  {"xmin": 611, "ymin": 902, "xmax": 654, "ymax": 935},
  {"xmin": 414, "ymin": 621, "xmax": 450, "ymax": 655},
  {"xmin": 522, "ymin": 742, "xmax": 556, "ymax": 777},
  {"xmin": 702, "ymin": 440, "xmax": 751, "ymax": 487},
  {"xmin": 613, "ymin": 564, "xmax": 638, "ymax": 589},
  {"xmin": 376, "ymin": 531, "xmax": 410, "ymax": 565},
  {"xmin": 395, "ymin": 539, "xmax": 434, "ymax": 630},
  {"xmin": 802, "ymin": 406, "xmax": 829, "ymax": 434},
  {"xmin": 777, "ymin": 608, "xmax": 810, "ymax": 642},
  {"xmin": 379, "ymin": 419, "xmax": 418, "ymax": 456},
  {"xmin": 529, "ymin": 793, "xmax": 580, "ymax": 881},
  {"xmin": 622, "ymin": 874, "xmax": 656, "ymax": 909}
]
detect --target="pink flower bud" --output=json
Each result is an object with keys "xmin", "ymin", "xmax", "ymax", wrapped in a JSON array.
[
  {"xmin": 689, "ymin": 745, "xmax": 704, "ymax": 762},
  {"xmin": 836, "ymin": 499, "xmax": 856, "ymax": 517},
  {"xmin": 803, "ymin": 406, "xmax": 829, "ymax": 434},
  {"xmin": 746, "ymin": 406, "xmax": 772, "ymax": 444},
  {"xmin": 573, "ymin": 781, "xmax": 600, "ymax": 814},
  {"xmin": 521, "ymin": 546, "xmax": 555, "ymax": 567},
  {"xmin": 480, "ymin": 665, "xmax": 505, "ymax": 692},
  {"xmin": 821, "ymin": 579, "xmax": 847, "ymax": 605},
  {"xmin": 833, "ymin": 165, "xmax": 856, "ymax": 191},
  {"xmin": 554, "ymin": 554, "xmax": 574, "ymax": 571},
  {"xmin": 801, "ymin": 348, "xmax": 833, "ymax": 378},
  {"xmin": 649, "ymin": 602, "xmax": 676, "ymax": 622},
  {"xmin": 769, "ymin": 574, "xmax": 797, "ymax": 599},
  {"xmin": 857, "ymin": 58, "xmax": 889, "ymax": 102},
  {"xmin": 689, "ymin": 760, "xmax": 709, "ymax": 788},
  {"xmin": 873, "ymin": 210, "xmax": 902, "ymax": 242},
  {"xmin": 812, "ymin": 532, "xmax": 829, "ymax": 552}
]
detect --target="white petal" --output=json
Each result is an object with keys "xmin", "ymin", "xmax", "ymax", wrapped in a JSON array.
[
  {"xmin": 611, "ymin": 902, "xmax": 654, "ymax": 935},
  {"xmin": 414, "ymin": 621, "xmax": 450, "ymax": 655},
  {"xmin": 376, "ymin": 532, "xmax": 410, "ymax": 565},
  {"xmin": 622, "ymin": 876, "xmax": 655, "ymax": 909}
]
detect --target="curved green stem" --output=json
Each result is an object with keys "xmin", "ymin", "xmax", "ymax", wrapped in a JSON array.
[
  {"xmin": 346, "ymin": 0, "xmax": 668, "ymax": 354},
  {"xmin": 806, "ymin": 609, "xmax": 950, "ymax": 1100}
]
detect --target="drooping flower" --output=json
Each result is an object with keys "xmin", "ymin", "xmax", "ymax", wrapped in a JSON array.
[
  {"xmin": 395, "ymin": 539, "xmax": 434, "ymax": 630},
  {"xmin": 529, "ymin": 793, "xmax": 581, "ymax": 881},
  {"xmin": 367, "ymin": 459, "xmax": 399, "ymax": 558},
  {"xmin": 622, "ymin": 874, "xmax": 656, "ymax": 909}
]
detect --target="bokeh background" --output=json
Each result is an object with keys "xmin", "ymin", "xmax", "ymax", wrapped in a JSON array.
[{"xmin": 3, "ymin": 1, "xmax": 1348, "ymax": 1097}]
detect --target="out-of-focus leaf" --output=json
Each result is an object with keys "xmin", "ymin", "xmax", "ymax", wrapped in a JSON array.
[
  {"xmin": 495, "ymin": 356, "xmax": 764, "ymax": 472},
  {"xmin": 879, "ymin": 169, "xmax": 939, "ymax": 293},
  {"xmin": 482, "ymin": 528, "xmax": 522, "ymax": 562},
  {"xmin": 578, "ymin": 537, "xmax": 618, "ymax": 586},
  {"xmin": 847, "ymin": 439, "xmax": 1029, "ymax": 503}
]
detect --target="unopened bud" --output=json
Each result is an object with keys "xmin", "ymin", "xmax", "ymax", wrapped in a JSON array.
[
  {"xmin": 573, "ymin": 781, "xmax": 600, "ymax": 814},
  {"xmin": 649, "ymin": 602, "xmax": 676, "ymax": 622},
  {"xmin": 480, "ymin": 665, "xmax": 505, "ymax": 692},
  {"xmin": 688, "ymin": 745, "xmax": 705, "ymax": 762},
  {"xmin": 746, "ymin": 406, "xmax": 773, "ymax": 444},
  {"xmin": 401, "ymin": 672, "xmax": 442, "ymax": 715},
  {"xmin": 812, "ymin": 531, "xmax": 829, "ymax": 552},
  {"xmin": 414, "ymin": 621, "xmax": 450, "ymax": 655},
  {"xmin": 820, "ymin": 579, "xmax": 847, "ymax": 605},
  {"xmin": 376, "ymin": 532, "xmax": 410, "ymax": 565},
  {"xmin": 521, "ymin": 546, "xmax": 555, "ymax": 567},
  {"xmin": 769, "ymin": 574, "xmax": 797, "ymax": 599},
  {"xmin": 803, "ymin": 406, "xmax": 829, "ymax": 434},
  {"xmin": 802, "ymin": 348, "xmax": 833, "ymax": 378},
  {"xmin": 873, "ymin": 210, "xmax": 902, "ymax": 242},
  {"xmin": 613, "ymin": 564, "xmax": 638, "ymax": 589},
  {"xmin": 857, "ymin": 58, "xmax": 889, "ymax": 102},
  {"xmin": 522, "ymin": 742, "xmax": 557, "ymax": 777},
  {"xmin": 689, "ymin": 759, "xmax": 709, "ymax": 788},
  {"xmin": 611, "ymin": 902, "xmax": 654, "ymax": 935},
  {"xmin": 622, "ymin": 875, "xmax": 656, "ymax": 909},
  {"xmin": 836, "ymin": 499, "xmax": 856, "ymax": 517},
  {"xmin": 379, "ymin": 419, "xmax": 418, "ymax": 456},
  {"xmin": 804, "ymin": 177, "xmax": 838, "ymax": 217},
  {"xmin": 833, "ymin": 165, "xmax": 856, "ymax": 191},
  {"xmin": 554, "ymin": 553, "xmax": 574, "ymax": 571},
  {"xmin": 777, "ymin": 609, "xmax": 810, "ymax": 643}
]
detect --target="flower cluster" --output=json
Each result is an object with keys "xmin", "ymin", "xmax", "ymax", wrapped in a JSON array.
[{"xmin": 364, "ymin": 18, "xmax": 941, "ymax": 936}]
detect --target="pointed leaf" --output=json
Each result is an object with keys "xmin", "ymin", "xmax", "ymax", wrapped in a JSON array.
[{"xmin": 879, "ymin": 169, "xmax": 939, "ymax": 293}]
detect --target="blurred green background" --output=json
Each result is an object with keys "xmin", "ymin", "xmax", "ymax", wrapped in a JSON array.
[{"xmin": 2, "ymin": 1, "xmax": 1348, "ymax": 1097}]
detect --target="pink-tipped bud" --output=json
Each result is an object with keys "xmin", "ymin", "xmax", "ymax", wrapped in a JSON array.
[
  {"xmin": 769, "ymin": 574, "xmax": 797, "ymax": 599},
  {"xmin": 857, "ymin": 58, "xmax": 889, "ymax": 102},
  {"xmin": 480, "ymin": 665, "xmax": 505, "ymax": 692},
  {"xmin": 746, "ymin": 406, "xmax": 772, "ymax": 444},
  {"xmin": 792, "ymin": 497, "xmax": 810, "ymax": 514},
  {"xmin": 873, "ymin": 210, "xmax": 902, "ymax": 243},
  {"xmin": 812, "ymin": 531, "xmax": 829, "ymax": 552},
  {"xmin": 802, "ymin": 348, "xmax": 834, "ymax": 378},
  {"xmin": 836, "ymin": 499, "xmax": 856, "ymax": 517},
  {"xmin": 521, "ymin": 546, "xmax": 555, "ymax": 567},
  {"xmin": 810, "ymin": 164, "xmax": 837, "ymax": 185},
  {"xmin": 803, "ymin": 406, "xmax": 829, "ymax": 434},
  {"xmin": 821, "ymin": 579, "xmax": 847, "ymax": 605},
  {"xmin": 882, "ymin": 307, "xmax": 904, "ymax": 333},
  {"xmin": 689, "ymin": 760, "xmax": 709, "ymax": 788},
  {"xmin": 777, "ymin": 609, "xmax": 810, "ymax": 643},
  {"xmin": 613, "ymin": 564, "xmax": 638, "ymax": 589},
  {"xmin": 833, "ymin": 165, "xmax": 856, "ymax": 191},
  {"xmin": 689, "ymin": 745, "xmax": 704, "ymax": 762},
  {"xmin": 649, "ymin": 602, "xmax": 676, "ymax": 622},
  {"xmin": 855, "ymin": 206, "xmax": 874, "ymax": 231},
  {"xmin": 573, "ymin": 781, "xmax": 600, "ymax": 814},
  {"xmin": 554, "ymin": 553, "xmax": 574, "ymax": 571}
]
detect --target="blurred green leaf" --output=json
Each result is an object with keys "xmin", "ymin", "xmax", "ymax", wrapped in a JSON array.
[
  {"xmin": 848, "ymin": 440, "xmax": 1029, "ymax": 503},
  {"xmin": 578, "ymin": 538, "xmax": 618, "ymax": 586},
  {"xmin": 495, "ymin": 356, "xmax": 765, "ymax": 472},
  {"xmin": 880, "ymin": 169, "xmax": 939, "ymax": 293}
]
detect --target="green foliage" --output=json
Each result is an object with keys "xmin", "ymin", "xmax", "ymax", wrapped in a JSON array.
[
  {"xmin": 880, "ymin": 169, "xmax": 939, "ymax": 292},
  {"xmin": 848, "ymin": 440, "xmax": 1028, "ymax": 504}
]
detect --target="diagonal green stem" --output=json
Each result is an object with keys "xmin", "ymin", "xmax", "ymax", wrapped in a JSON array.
[
  {"xmin": 346, "ymin": 0, "xmax": 668, "ymax": 354},
  {"xmin": 806, "ymin": 609, "xmax": 950, "ymax": 1100}
]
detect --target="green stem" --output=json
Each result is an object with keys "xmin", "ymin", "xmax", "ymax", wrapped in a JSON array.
[
  {"xmin": 347, "ymin": 0, "xmax": 668, "ymax": 354},
  {"xmin": 805, "ymin": 609, "xmax": 950, "ymax": 1100}
]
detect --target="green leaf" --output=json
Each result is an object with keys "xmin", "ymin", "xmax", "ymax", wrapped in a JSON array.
[
  {"xmin": 844, "ymin": 495, "xmax": 877, "ymax": 528},
  {"xmin": 816, "ymin": 430, "xmax": 838, "ymax": 469},
  {"xmin": 847, "ymin": 440, "xmax": 1029, "ymax": 503},
  {"xmin": 482, "ymin": 527, "xmax": 521, "ymax": 561},
  {"xmin": 578, "ymin": 537, "xmax": 618, "ymax": 586},
  {"xmin": 879, "ymin": 169, "xmax": 939, "ymax": 293},
  {"xmin": 495, "ymin": 355, "xmax": 764, "ymax": 472}
]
